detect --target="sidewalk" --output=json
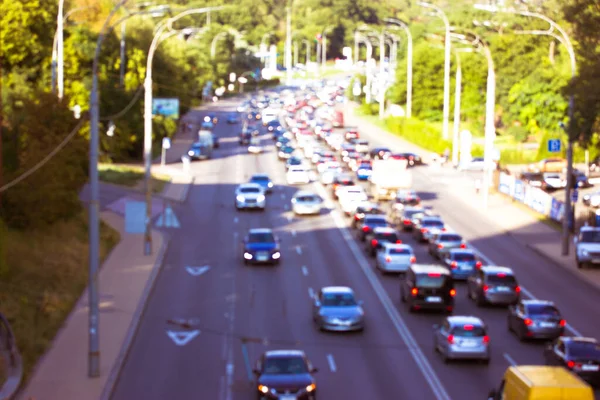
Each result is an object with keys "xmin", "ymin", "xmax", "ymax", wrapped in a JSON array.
[
  {"xmin": 346, "ymin": 103, "xmax": 600, "ymax": 292},
  {"xmin": 18, "ymin": 212, "xmax": 168, "ymax": 400}
]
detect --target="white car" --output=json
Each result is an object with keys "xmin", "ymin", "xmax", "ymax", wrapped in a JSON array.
[
  {"xmin": 375, "ymin": 243, "xmax": 416, "ymax": 273},
  {"xmin": 291, "ymin": 190, "xmax": 324, "ymax": 215},
  {"xmin": 458, "ymin": 157, "xmax": 497, "ymax": 171},
  {"xmin": 320, "ymin": 167, "xmax": 342, "ymax": 185},
  {"xmin": 286, "ymin": 166, "xmax": 311, "ymax": 185},
  {"xmin": 337, "ymin": 186, "xmax": 368, "ymax": 215},
  {"xmin": 248, "ymin": 137, "xmax": 262, "ymax": 154},
  {"xmin": 317, "ymin": 161, "xmax": 340, "ymax": 174},
  {"xmin": 354, "ymin": 139, "xmax": 369, "ymax": 153},
  {"xmin": 235, "ymin": 183, "xmax": 266, "ymax": 210}
]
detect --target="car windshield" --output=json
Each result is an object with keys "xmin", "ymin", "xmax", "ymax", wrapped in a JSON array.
[
  {"xmin": 321, "ymin": 292, "xmax": 357, "ymax": 307},
  {"xmin": 486, "ymin": 274, "xmax": 517, "ymax": 285},
  {"xmin": 251, "ymin": 176, "xmax": 269, "ymax": 182},
  {"xmin": 568, "ymin": 342, "xmax": 600, "ymax": 360},
  {"xmin": 263, "ymin": 357, "xmax": 308, "ymax": 375},
  {"xmin": 404, "ymin": 210, "xmax": 424, "ymax": 218},
  {"xmin": 423, "ymin": 220, "xmax": 444, "ymax": 228},
  {"xmin": 415, "ymin": 274, "xmax": 447, "ymax": 288},
  {"xmin": 376, "ymin": 232, "xmax": 399, "ymax": 242},
  {"xmin": 240, "ymin": 187, "xmax": 261, "ymax": 194},
  {"xmin": 282, "ymin": 147, "xmax": 294, "ymax": 153},
  {"xmin": 389, "ymin": 248, "xmax": 411, "ymax": 255},
  {"xmin": 452, "ymin": 253, "xmax": 476, "ymax": 262},
  {"xmin": 527, "ymin": 304, "xmax": 560, "ymax": 317},
  {"xmin": 365, "ymin": 218, "xmax": 387, "ymax": 225},
  {"xmin": 452, "ymin": 325, "xmax": 486, "ymax": 337},
  {"xmin": 248, "ymin": 233, "xmax": 275, "ymax": 243},
  {"xmin": 580, "ymin": 230, "xmax": 600, "ymax": 243},
  {"xmin": 358, "ymin": 165, "xmax": 371, "ymax": 170},
  {"xmin": 296, "ymin": 195, "xmax": 318, "ymax": 202},
  {"xmin": 440, "ymin": 234, "xmax": 462, "ymax": 242},
  {"xmin": 358, "ymin": 207, "xmax": 381, "ymax": 214}
]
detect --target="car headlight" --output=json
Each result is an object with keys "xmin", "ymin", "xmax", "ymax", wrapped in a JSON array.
[
  {"xmin": 258, "ymin": 385, "xmax": 269, "ymax": 394},
  {"xmin": 272, "ymin": 252, "xmax": 281, "ymax": 259},
  {"xmin": 188, "ymin": 151, "xmax": 194, "ymax": 156},
  {"xmin": 257, "ymin": 195, "xmax": 266, "ymax": 202},
  {"xmin": 268, "ymin": 182, "xmax": 273, "ymax": 188},
  {"xmin": 244, "ymin": 252, "xmax": 253, "ymax": 260},
  {"xmin": 582, "ymin": 249, "xmax": 589, "ymax": 256},
  {"xmin": 291, "ymin": 198, "xmax": 297, "ymax": 203},
  {"xmin": 306, "ymin": 384, "xmax": 316, "ymax": 393},
  {"xmin": 236, "ymin": 195, "xmax": 244, "ymax": 202}
]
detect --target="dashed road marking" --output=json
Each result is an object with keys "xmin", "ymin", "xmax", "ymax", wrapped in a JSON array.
[
  {"xmin": 503, "ymin": 353, "xmax": 517, "ymax": 366},
  {"xmin": 296, "ymin": 246, "xmax": 302, "ymax": 255},
  {"xmin": 301, "ymin": 266, "xmax": 308, "ymax": 276},
  {"xmin": 308, "ymin": 287, "xmax": 314, "ymax": 299},
  {"xmin": 327, "ymin": 354, "xmax": 337, "ymax": 372}
]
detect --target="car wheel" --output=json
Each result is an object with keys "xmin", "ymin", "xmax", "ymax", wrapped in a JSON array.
[
  {"xmin": 517, "ymin": 326, "xmax": 527, "ymax": 342},
  {"xmin": 475, "ymin": 292, "xmax": 485, "ymax": 307},
  {"xmin": 481, "ymin": 358, "xmax": 490, "ymax": 365},
  {"xmin": 507, "ymin": 317, "xmax": 513, "ymax": 332},
  {"xmin": 400, "ymin": 287, "xmax": 406, "ymax": 303},
  {"xmin": 576, "ymin": 259, "xmax": 583, "ymax": 269},
  {"xmin": 442, "ymin": 353, "xmax": 450, "ymax": 364},
  {"xmin": 244, "ymin": 259, "xmax": 248, "ymax": 265}
]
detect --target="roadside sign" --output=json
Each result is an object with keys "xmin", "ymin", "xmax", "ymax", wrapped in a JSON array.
[
  {"xmin": 548, "ymin": 139, "xmax": 561, "ymax": 153},
  {"xmin": 162, "ymin": 137, "xmax": 171, "ymax": 149},
  {"xmin": 572, "ymin": 189, "xmax": 579, "ymax": 203}
]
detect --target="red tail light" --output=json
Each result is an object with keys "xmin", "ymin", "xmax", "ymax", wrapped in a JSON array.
[
  {"xmin": 410, "ymin": 288, "xmax": 418, "ymax": 296},
  {"xmin": 483, "ymin": 335, "xmax": 490, "ymax": 344},
  {"xmin": 421, "ymin": 228, "xmax": 428, "ymax": 233},
  {"xmin": 396, "ymin": 240, "xmax": 402, "ymax": 244},
  {"xmin": 464, "ymin": 325, "xmax": 474, "ymax": 330},
  {"xmin": 483, "ymin": 285, "xmax": 489, "ymax": 292},
  {"xmin": 567, "ymin": 361, "xmax": 582, "ymax": 369},
  {"xmin": 437, "ymin": 243, "xmax": 444, "ymax": 249},
  {"xmin": 447, "ymin": 335, "xmax": 455, "ymax": 344},
  {"xmin": 515, "ymin": 286, "xmax": 521, "ymax": 294},
  {"xmin": 559, "ymin": 319, "xmax": 566, "ymax": 327},
  {"xmin": 428, "ymin": 273, "xmax": 441, "ymax": 277},
  {"xmin": 450, "ymin": 261, "xmax": 458, "ymax": 269},
  {"xmin": 362, "ymin": 226, "xmax": 370, "ymax": 232},
  {"xmin": 410, "ymin": 256, "xmax": 416, "ymax": 263},
  {"xmin": 403, "ymin": 219, "xmax": 411, "ymax": 225},
  {"xmin": 449, "ymin": 289, "xmax": 456, "ymax": 297},
  {"xmin": 354, "ymin": 215, "xmax": 360, "ymax": 220},
  {"xmin": 524, "ymin": 318, "xmax": 533, "ymax": 326},
  {"xmin": 497, "ymin": 273, "xmax": 506, "ymax": 277},
  {"xmin": 441, "ymin": 228, "xmax": 447, "ymax": 232},
  {"xmin": 475, "ymin": 261, "xmax": 482, "ymax": 269},
  {"xmin": 460, "ymin": 243, "xmax": 466, "ymax": 249},
  {"xmin": 371, "ymin": 239, "xmax": 378, "ymax": 247},
  {"xmin": 385, "ymin": 256, "xmax": 392, "ymax": 263}
]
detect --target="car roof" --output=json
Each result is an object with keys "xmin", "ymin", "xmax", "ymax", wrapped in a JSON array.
[
  {"xmin": 564, "ymin": 337, "xmax": 598, "ymax": 344},
  {"xmin": 449, "ymin": 248, "xmax": 475, "ymax": 255},
  {"xmin": 422, "ymin": 216, "xmax": 443, "ymax": 222},
  {"xmin": 373, "ymin": 227, "xmax": 397, "ymax": 234},
  {"xmin": 410, "ymin": 264, "xmax": 450, "ymax": 275},
  {"xmin": 580, "ymin": 226, "xmax": 600, "ymax": 232},
  {"xmin": 438, "ymin": 232, "xmax": 461, "ymax": 238},
  {"xmin": 238, "ymin": 183, "xmax": 262, "ymax": 189},
  {"xmin": 480, "ymin": 266, "xmax": 515, "ymax": 275},
  {"xmin": 321, "ymin": 286, "xmax": 354, "ymax": 294},
  {"xmin": 383, "ymin": 243, "xmax": 412, "ymax": 250},
  {"xmin": 522, "ymin": 299, "xmax": 555, "ymax": 307},
  {"xmin": 251, "ymin": 174, "xmax": 270, "ymax": 179},
  {"xmin": 294, "ymin": 190, "xmax": 317, "ymax": 197},
  {"xmin": 248, "ymin": 228, "xmax": 273, "ymax": 234},
  {"xmin": 447, "ymin": 315, "xmax": 485, "ymax": 326},
  {"xmin": 364, "ymin": 214, "xmax": 387, "ymax": 220},
  {"xmin": 264, "ymin": 350, "xmax": 306, "ymax": 358}
]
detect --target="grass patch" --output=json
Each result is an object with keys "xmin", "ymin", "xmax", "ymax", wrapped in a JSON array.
[
  {"xmin": 0, "ymin": 211, "xmax": 120, "ymax": 387},
  {"xmin": 98, "ymin": 164, "xmax": 169, "ymax": 194}
]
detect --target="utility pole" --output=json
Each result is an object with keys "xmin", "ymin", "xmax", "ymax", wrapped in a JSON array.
[
  {"xmin": 378, "ymin": 30, "xmax": 386, "ymax": 119},
  {"xmin": 285, "ymin": 1, "xmax": 292, "ymax": 85},
  {"xmin": 57, "ymin": 0, "xmax": 65, "ymax": 100}
]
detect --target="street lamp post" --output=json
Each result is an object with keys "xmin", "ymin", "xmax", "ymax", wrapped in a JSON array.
[
  {"xmin": 378, "ymin": 29, "xmax": 386, "ymax": 119},
  {"xmin": 293, "ymin": 40, "xmax": 298, "ymax": 67},
  {"xmin": 57, "ymin": 0, "xmax": 64, "ymax": 100},
  {"xmin": 210, "ymin": 31, "xmax": 228, "ymax": 59},
  {"xmin": 385, "ymin": 18, "xmax": 413, "ymax": 118},
  {"xmin": 285, "ymin": 1, "xmax": 292, "ymax": 85},
  {"xmin": 322, "ymin": 26, "xmax": 333, "ymax": 71},
  {"xmin": 302, "ymin": 39, "xmax": 311, "ymax": 66},
  {"xmin": 451, "ymin": 48, "xmax": 474, "ymax": 166},
  {"xmin": 474, "ymin": 3, "xmax": 577, "ymax": 255},
  {"xmin": 418, "ymin": 2, "xmax": 451, "ymax": 139}
]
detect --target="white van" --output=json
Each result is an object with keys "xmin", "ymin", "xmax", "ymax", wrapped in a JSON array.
[{"xmin": 286, "ymin": 166, "xmax": 311, "ymax": 185}]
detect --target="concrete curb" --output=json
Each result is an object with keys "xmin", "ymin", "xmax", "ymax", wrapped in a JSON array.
[
  {"xmin": 99, "ymin": 232, "xmax": 170, "ymax": 400},
  {"xmin": 179, "ymin": 176, "xmax": 195, "ymax": 203}
]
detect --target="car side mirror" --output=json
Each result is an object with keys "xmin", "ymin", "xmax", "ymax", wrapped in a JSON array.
[
  {"xmin": 432, "ymin": 324, "xmax": 440, "ymax": 330},
  {"xmin": 252, "ymin": 368, "xmax": 260, "ymax": 375},
  {"xmin": 311, "ymin": 367, "xmax": 319, "ymax": 373}
]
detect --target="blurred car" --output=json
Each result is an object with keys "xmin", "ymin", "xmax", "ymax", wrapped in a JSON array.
[
  {"xmin": 250, "ymin": 174, "xmax": 273, "ymax": 194},
  {"xmin": 413, "ymin": 216, "xmax": 446, "ymax": 242},
  {"xmin": 253, "ymin": 350, "xmax": 318, "ymax": 399},
  {"xmin": 356, "ymin": 163, "xmax": 372, "ymax": 181},
  {"xmin": 331, "ymin": 174, "xmax": 356, "ymax": 199},
  {"xmin": 400, "ymin": 264, "xmax": 456, "ymax": 313},
  {"xmin": 353, "ymin": 139, "xmax": 369, "ymax": 153},
  {"xmin": 207, "ymin": 113, "xmax": 218, "ymax": 124},
  {"xmin": 187, "ymin": 141, "xmax": 211, "ymax": 160},
  {"xmin": 375, "ymin": 243, "xmax": 416, "ymax": 274},
  {"xmin": 544, "ymin": 337, "xmax": 600, "ymax": 387},
  {"xmin": 312, "ymin": 286, "xmax": 364, "ymax": 332},
  {"xmin": 519, "ymin": 171, "xmax": 544, "ymax": 188},
  {"xmin": 242, "ymin": 228, "xmax": 280, "ymax": 265},
  {"xmin": 390, "ymin": 206, "xmax": 426, "ymax": 231},
  {"xmin": 344, "ymin": 129, "xmax": 359, "ymax": 141},
  {"xmin": 467, "ymin": 266, "xmax": 521, "ymax": 307},
  {"xmin": 394, "ymin": 190, "xmax": 421, "ymax": 207},
  {"xmin": 574, "ymin": 169, "xmax": 592, "ymax": 188},
  {"xmin": 320, "ymin": 166, "xmax": 342, "ymax": 185},
  {"xmin": 276, "ymin": 136, "xmax": 292, "ymax": 148},
  {"xmin": 582, "ymin": 191, "xmax": 600, "ymax": 208},
  {"xmin": 337, "ymin": 186, "xmax": 368, "ymax": 215},
  {"xmin": 458, "ymin": 157, "xmax": 497, "ymax": 171},
  {"xmin": 369, "ymin": 147, "xmax": 392, "ymax": 160},
  {"xmin": 433, "ymin": 316, "xmax": 490, "ymax": 364},
  {"xmin": 508, "ymin": 299, "xmax": 566, "ymax": 341},
  {"xmin": 397, "ymin": 152, "xmax": 423, "ymax": 166},
  {"xmin": 529, "ymin": 158, "xmax": 567, "ymax": 173},
  {"xmin": 364, "ymin": 227, "xmax": 402, "ymax": 257},
  {"xmin": 575, "ymin": 226, "xmax": 600, "ymax": 268},
  {"xmin": 542, "ymin": 172, "xmax": 566, "ymax": 190},
  {"xmin": 428, "ymin": 232, "xmax": 467, "ymax": 259},
  {"xmin": 226, "ymin": 113, "xmax": 239, "ymax": 124},
  {"xmin": 248, "ymin": 137, "xmax": 262, "ymax": 154},
  {"xmin": 278, "ymin": 145, "xmax": 296, "ymax": 160},
  {"xmin": 286, "ymin": 165, "xmax": 311, "ymax": 185},
  {"xmin": 291, "ymin": 191, "xmax": 323, "ymax": 216},
  {"xmin": 285, "ymin": 156, "xmax": 304, "ymax": 171},
  {"xmin": 358, "ymin": 215, "xmax": 389, "ymax": 241},
  {"xmin": 235, "ymin": 183, "xmax": 266, "ymax": 211},
  {"xmin": 442, "ymin": 249, "xmax": 481, "ymax": 280},
  {"xmin": 317, "ymin": 160, "xmax": 340, "ymax": 175},
  {"xmin": 352, "ymin": 203, "xmax": 385, "ymax": 229}
]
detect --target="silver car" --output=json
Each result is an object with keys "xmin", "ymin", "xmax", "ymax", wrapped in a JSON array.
[
  {"xmin": 428, "ymin": 232, "xmax": 467, "ymax": 259},
  {"xmin": 312, "ymin": 287, "xmax": 365, "ymax": 332},
  {"xmin": 291, "ymin": 191, "xmax": 323, "ymax": 216},
  {"xmin": 235, "ymin": 183, "xmax": 266, "ymax": 210},
  {"xmin": 375, "ymin": 243, "xmax": 416, "ymax": 274},
  {"xmin": 507, "ymin": 299, "xmax": 566, "ymax": 341},
  {"xmin": 467, "ymin": 266, "xmax": 521, "ymax": 306},
  {"xmin": 433, "ymin": 316, "xmax": 490, "ymax": 364}
]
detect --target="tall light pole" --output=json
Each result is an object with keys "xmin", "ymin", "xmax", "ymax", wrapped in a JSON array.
[
  {"xmin": 293, "ymin": 40, "xmax": 299, "ymax": 67},
  {"xmin": 451, "ymin": 48, "xmax": 474, "ymax": 166},
  {"xmin": 260, "ymin": 33, "xmax": 271, "ymax": 67},
  {"xmin": 378, "ymin": 28, "xmax": 386, "ymax": 119},
  {"xmin": 285, "ymin": 1, "xmax": 293, "ymax": 85},
  {"xmin": 385, "ymin": 18, "xmax": 413, "ymax": 118},
  {"xmin": 210, "ymin": 31, "xmax": 228, "ymax": 59},
  {"xmin": 302, "ymin": 39, "xmax": 311, "ymax": 66},
  {"xmin": 57, "ymin": 0, "xmax": 65, "ymax": 100},
  {"xmin": 322, "ymin": 26, "xmax": 333, "ymax": 70},
  {"xmin": 418, "ymin": 2, "xmax": 451, "ymax": 139},
  {"xmin": 120, "ymin": 22, "xmax": 126, "ymax": 86},
  {"xmin": 474, "ymin": 3, "xmax": 577, "ymax": 255}
]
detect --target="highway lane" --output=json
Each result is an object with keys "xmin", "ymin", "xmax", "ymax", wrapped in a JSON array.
[{"xmin": 110, "ymin": 100, "xmax": 443, "ymax": 400}]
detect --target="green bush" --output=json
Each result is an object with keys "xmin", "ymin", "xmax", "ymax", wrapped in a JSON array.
[{"xmin": 384, "ymin": 117, "xmax": 452, "ymax": 154}]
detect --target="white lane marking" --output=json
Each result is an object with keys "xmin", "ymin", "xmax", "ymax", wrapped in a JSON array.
[
  {"xmin": 291, "ymin": 230, "xmax": 297, "ymax": 237},
  {"xmin": 466, "ymin": 240, "xmax": 583, "ymax": 337},
  {"xmin": 234, "ymin": 217, "xmax": 239, "ymax": 224},
  {"xmin": 296, "ymin": 246, "xmax": 302, "ymax": 255},
  {"xmin": 301, "ymin": 266, "xmax": 308, "ymax": 276},
  {"xmin": 313, "ymin": 183, "xmax": 451, "ymax": 400},
  {"xmin": 327, "ymin": 354, "xmax": 337, "ymax": 372},
  {"xmin": 503, "ymin": 353, "xmax": 517, "ymax": 367},
  {"xmin": 308, "ymin": 287, "xmax": 314, "ymax": 299},
  {"xmin": 287, "ymin": 215, "xmax": 293, "ymax": 222}
]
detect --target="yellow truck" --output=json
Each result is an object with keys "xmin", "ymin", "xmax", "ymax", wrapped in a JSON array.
[{"xmin": 488, "ymin": 365, "xmax": 594, "ymax": 400}]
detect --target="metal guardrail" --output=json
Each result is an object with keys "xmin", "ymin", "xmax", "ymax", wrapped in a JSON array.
[{"xmin": 0, "ymin": 313, "xmax": 22, "ymax": 400}]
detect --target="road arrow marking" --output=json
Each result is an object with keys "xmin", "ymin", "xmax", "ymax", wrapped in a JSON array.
[
  {"xmin": 186, "ymin": 266, "xmax": 210, "ymax": 276},
  {"xmin": 156, "ymin": 205, "xmax": 181, "ymax": 228},
  {"xmin": 166, "ymin": 330, "xmax": 200, "ymax": 346}
]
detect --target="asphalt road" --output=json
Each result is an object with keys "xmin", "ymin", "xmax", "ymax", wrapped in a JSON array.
[{"xmin": 110, "ymin": 95, "xmax": 600, "ymax": 400}]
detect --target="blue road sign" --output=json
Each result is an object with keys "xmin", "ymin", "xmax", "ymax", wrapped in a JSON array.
[
  {"xmin": 548, "ymin": 139, "xmax": 561, "ymax": 153},
  {"xmin": 125, "ymin": 201, "xmax": 146, "ymax": 233}
]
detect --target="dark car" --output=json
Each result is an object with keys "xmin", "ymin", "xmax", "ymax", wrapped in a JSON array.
[
  {"xmin": 396, "ymin": 152, "xmax": 423, "ymax": 166},
  {"xmin": 278, "ymin": 145, "xmax": 296, "ymax": 160},
  {"xmin": 352, "ymin": 203, "xmax": 385, "ymax": 228},
  {"xmin": 285, "ymin": 156, "xmax": 303, "ymax": 170},
  {"xmin": 206, "ymin": 113, "xmax": 218, "ymax": 125},
  {"xmin": 519, "ymin": 172, "xmax": 544, "ymax": 189},
  {"xmin": 239, "ymin": 127, "xmax": 253, "ymax": 145},
  {"xmin": 242, "ymin": 228, "xmax": 281, "ymax": 265},
  {"xmin": 266, "ymin": 120, "xmax": 283, "ymax": 135},
  {"xmin": 248, "ymin": 111, "xmax": 261, "ymax": 121},
  {"xmin": 574, "ymin": 169, "xmax": 592, "ymax": 188},
  {"xmin": 400, "ymin": 264, "xmax": 456, "ymax": 313},
  {"xmin": 508, "ymin": 299, "xmax": 566, "ymax": 341},
  {"xmin": 413, "ymin": 216, "xmax": 446, "ymax": 242},
  {"xmin": 394, "ymin": 190, "xmax": 421, "ymax": 206},
  {"xmin": 544, "ymin": 337, "xmax": 600, "ymax": 387},
  {"xmin": 254, "ymin": 350, "xmax": 318, "ymax": 399},
  {"xmin": 467, "ymin": 266, "xmax": 521, "ymax": 307},
  {"xmin": 359, "ymin": 215, "xmax": 389, "ymax": 241},
  {"xmin": 276, "ymin": 136, "xmax": 292, "ymax": 148},
  {"xmin": 391, "ymin": 206, "xmax": 426, "ymax": 231},
  {"xmin": 365, "ymin": 227, "xmax": 402, "ymax": 257},
  {"xmin": 369, "ymin": 147, "xmax": 392, "ymax": 160},
  {"xmin": 187, "ymin": 141, "xmax": 211, "ymax": 160}
]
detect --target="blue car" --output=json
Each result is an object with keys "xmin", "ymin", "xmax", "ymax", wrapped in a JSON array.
[
  {"xmin": 442, "ymin": 249, "xmax": 481, "ymax": 280},
  {"xmin": 242, "ymin": 228, "xmax": 281, "ymax": 265},
  {"xmin": 356, "ymin": 164, "xmax": 372, "ymax": 180},
  {"xmin": 250, "ymin": 174, "xmax": 274, "ymax": 194}
]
